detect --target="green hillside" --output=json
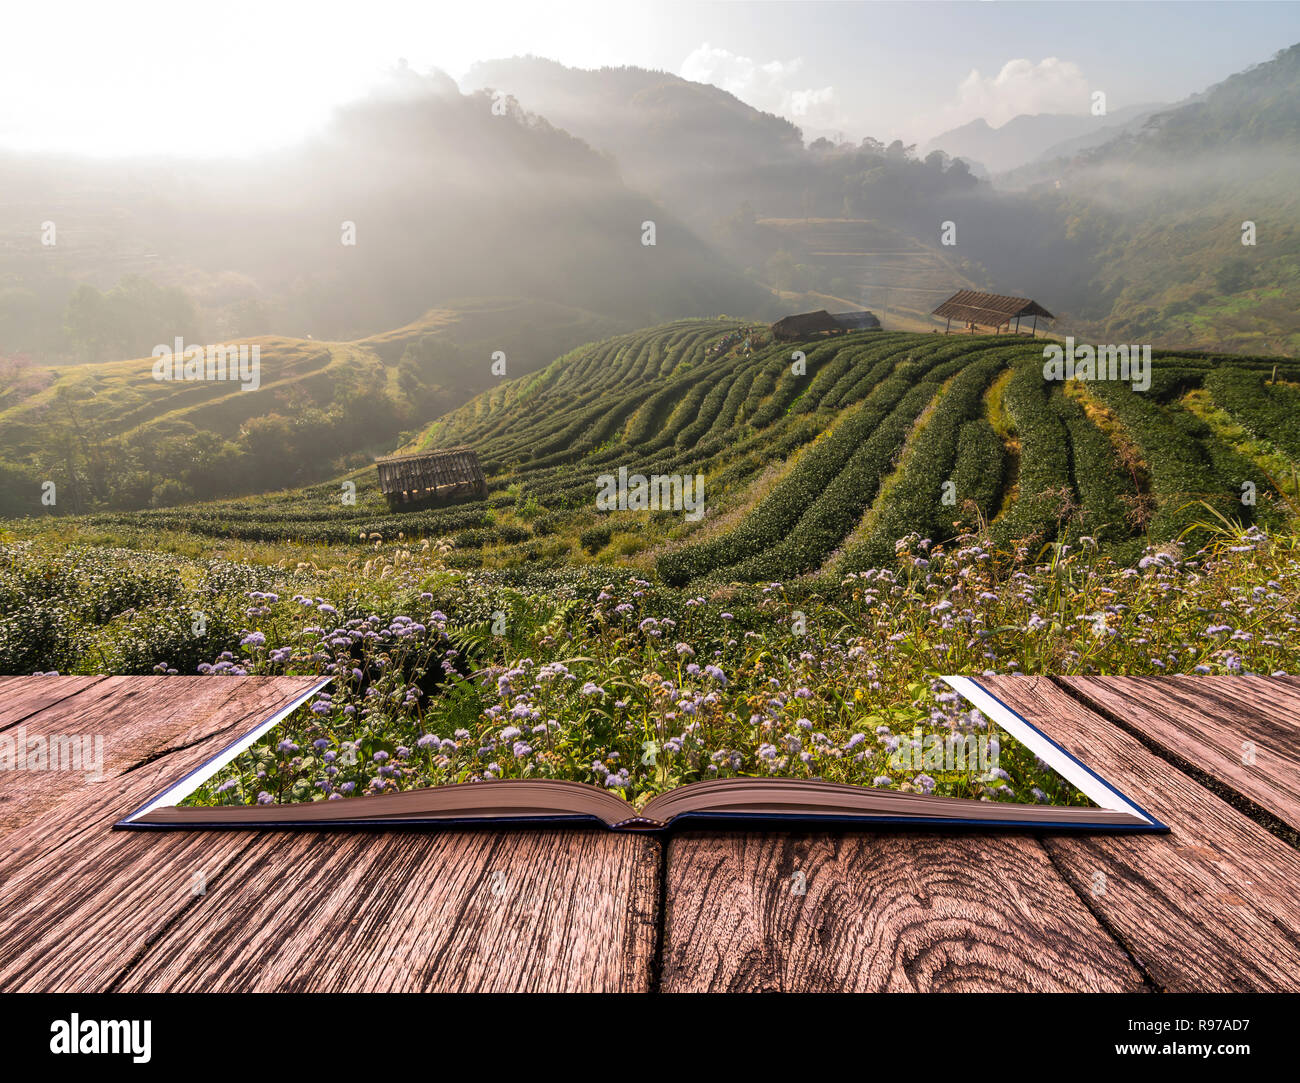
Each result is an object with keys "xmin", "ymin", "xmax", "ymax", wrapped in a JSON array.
[
  {"xmin": 989, "ymin": 43, "xmax": 1300, "ymax": 355},
  {"xmin": 0, "ymin": 298, "xmax": 622, "ymax": 513},
  {"xmin": 30, "ymin": 320, "xmax": 1297, "ymax": 583},
  {"xmin": 0, "ymin": 71, "xmax": 769, "ymax": 359}
]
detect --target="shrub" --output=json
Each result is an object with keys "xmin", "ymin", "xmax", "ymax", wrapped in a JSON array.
[
  {"xmin": 991, "ymin": 362, "xmax": 1073, "ymax": 554},
  {"xmin": 580, "ymin": 523, "xmax": 612, "ymax": 553}
]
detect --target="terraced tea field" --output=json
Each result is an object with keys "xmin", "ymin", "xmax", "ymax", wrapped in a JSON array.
[
  {"xmin": 50, "ymin": 319, "xmax": 1299, "ymax": 584},
  {"xmin": 0, "ymin": 297, "xmax": 621, "ymax": 511}
]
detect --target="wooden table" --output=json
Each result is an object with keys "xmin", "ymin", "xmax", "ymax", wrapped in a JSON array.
[{"xmin": 0, "ymin": 674, "xmax": 1296, "ymax": 992}]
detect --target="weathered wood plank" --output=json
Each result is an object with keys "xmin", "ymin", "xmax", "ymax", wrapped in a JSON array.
[
  {"xmin": 116, "ymin": 830, "xmax": 660, "ymax": 993},
  {"xmin": 0, "ymin": 829, "xmax": 258, "ymax": 991},
  {"xmin": 1059, "ymin": 675, "xmax": 1300, "ymax": 832},
  {"xmin": 0, "ymin": 676, "xmax": 659, "ymax": 993},
  {"xmin": 0, "ymin": 677, "xmax": 330, "ymax": 990},
  {"xmin": 0, "ymin": 676, "xmax": 322, "ymax": 841},
  {"xmin": 0, "ymin": 674, "xmax": 106, "ymax": 729},
  {"xmin": 9, "ymin": 673, "xmax": 1300, "ymax": 993},
  {"xmin": 983, "ymin": 675, "xmax": 1300, "ymax": 992},
  {"xmin": 661, "ymin": 831, "xmax": 1146, "ymax": 992}
]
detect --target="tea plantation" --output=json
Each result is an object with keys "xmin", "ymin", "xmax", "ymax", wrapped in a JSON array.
[{"xmin": 25, "ymin": 318, "xmax": 1294, "ymax": 587}]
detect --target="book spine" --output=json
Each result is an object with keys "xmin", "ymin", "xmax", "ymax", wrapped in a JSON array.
[{"xmin": 610, "ymin": 817, "xmax": 668, "ymax": 831}]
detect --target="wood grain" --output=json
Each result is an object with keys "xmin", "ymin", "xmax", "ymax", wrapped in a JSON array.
[
  {"xmin": 0, "ymin": 676, "xmax": 659, "ymax": 992},
  {"xmin": 0, "ymin": 676, "xmax": 321, "ymax": 840},
  {"xmin": 661, "ymin": 831, "xmax": 1146, "ymax": 992},
  {"xmin": 0, "ymin": 677, "xmax": 325, "ymax": 990},
  {"xmin": 0, "ymin": 829, "xmax": 258, "ymax": 991},
  {"xmin": 6, "ymin": 674, "xmax": 1300, "ymax": 993},
  {"xmin": 116, "ymin": 829, "xmax": 660, "ymax": 993},
  {"xmin": 1058, "ymin": 675, "xmax": 1300, "ymax": 831},
  {"xmin": 983, "ymin": 675, "xmax": 1300, "ymax": 992},
  {"xmin": 0, "ymin": 674, "xmax": 106, "ymax": 729}
]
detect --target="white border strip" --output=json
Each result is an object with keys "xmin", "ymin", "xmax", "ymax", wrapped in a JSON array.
[
  {"xmin": 125, "ymin": 677, "xmax": 332, "ymax": 822},
  {"xmin": 943, "ymin": 675, "xmax": 1151, "ymax": 823}
]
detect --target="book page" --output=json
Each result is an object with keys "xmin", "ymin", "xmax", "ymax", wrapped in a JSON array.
[{"xmin": 150, "ymin": 670, "xmax": 1120, "ymax": 826}]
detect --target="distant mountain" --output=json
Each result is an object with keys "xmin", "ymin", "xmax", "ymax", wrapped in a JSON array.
[
  {"xmin": 995, "ymin": 105, "xmax": 1166, "ymax": 189},
  {"xmin": 969, "ymin": 43, "xmax": 1300, "ymax": 353},
  {"xmin": 924, "ymin": 103, "xmax": 1164, "ymax": 174},
  {"xmin": 463, "ymin": 56, "xmax": 997, "ymax": 313},
  {"xmin": 1079, "ymin": 42, "xmax": 1300, "ymax": 162},
  {"xmin": 1031, "ymin": 105, "xmax": 1166, "ymax": 165},
  {"xmin": 0, "ymin": 67, "xmax": 771, "ymax": 361},
  {"xmin": 462, "ymin": 56, "xmax": 805, "ymax": 221}
]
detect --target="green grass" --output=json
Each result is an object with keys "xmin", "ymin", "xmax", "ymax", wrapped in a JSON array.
[{"xmin": 0, "ymin": 299, "xmax": 624, "ymax": 515}]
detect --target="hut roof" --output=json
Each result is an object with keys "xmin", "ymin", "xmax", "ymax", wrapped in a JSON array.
[
  {"xmin": 932, "ymin": 290, "xmax": 1054, "ymax": 327},
  {"xmin": 830, "ymin": 310, "xmax": 881, "ymax": 330},
  {"xmin": 374, "ymin": 446, "xmax": 474, "ymax": 464},
  {"xmin": 770, "ymin": 310, "xmax": 846, "ymax": 339},
  {"xmin": 375, "ymin": 446, "xmax": 485, "ymax": 498}
]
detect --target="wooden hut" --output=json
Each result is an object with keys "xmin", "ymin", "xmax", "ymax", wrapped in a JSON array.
[
  {"xmin": 375, "ymin": 447, "xmax": 487, "ymax": 510},
  {"xmin": 932, "ymin": 291, "xmax": 1054, "ymax": 335},
  {"xmin": 770, "ymin": 310, "xmax": 848, "ymax": 342},
  {"xmin": 771, "ymin": 309, "xmax": 881, "ymax": 341}
]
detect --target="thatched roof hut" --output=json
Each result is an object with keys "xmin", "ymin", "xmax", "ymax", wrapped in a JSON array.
[
  {"xmin": 932, "ymin": 291, "xmax": 1054, "ymax": 335},
  {"xmin": 375, "ymin": 447, "xmax": 487, "ymax": 509}
]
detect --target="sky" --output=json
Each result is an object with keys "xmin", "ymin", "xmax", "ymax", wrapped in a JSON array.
[{"xmin": 3, "ymin": 0, "xmax": 1298, "ymax": 156}]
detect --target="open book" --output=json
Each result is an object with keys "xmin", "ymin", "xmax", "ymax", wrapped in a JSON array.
[{"xmin": 117, "ymin": 676, "xmax": 1165, "ymax": 833}]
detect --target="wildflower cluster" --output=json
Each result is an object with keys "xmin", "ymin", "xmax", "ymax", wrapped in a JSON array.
[{"xmin": 6, "ymin": 524, "xmax": 1297, "ymax": 811}]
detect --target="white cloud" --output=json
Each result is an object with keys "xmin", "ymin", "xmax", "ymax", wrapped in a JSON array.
[
  {"xmin": 919, "ymin": 56, "xmax": 1092, "ymax": 138},
  {"xmin": 679, "ymin": 44, "xmax": 840, "ymax": 131}
]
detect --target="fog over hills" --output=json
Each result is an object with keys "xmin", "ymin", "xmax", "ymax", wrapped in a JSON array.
[
  {"xmin": 1, "ymin": 38, "xmax": 1296, "ymax": 517},
  {"xmin": 0, "ymin": 66, "xmax": 769, "ymax": 362},
  {"xmin": 463, "ymin": 55, "xmax": 807, "ymax": 227},
  {"xmin": 922, "ymin": 103, "xmax": 1166, "ymax": 175},
  {"xmin": 462, "ymin": 46, "xmax": 1298, "ymax": 355}
]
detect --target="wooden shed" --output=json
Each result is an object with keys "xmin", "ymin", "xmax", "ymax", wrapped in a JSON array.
[
  {"xmin": 770, "ymin": 310, "xmax": 848, "ymax": 342},
  {"xmin": 831, "ymin": 310, "xmax": 881, "ymax": 331},
  {"xmin": 933, "ymin": 291, "xmax": 1054, "ymax": 335},
  {"xmin": 375, "ymin": 447, "xmax": 487, "ymax": 510}
]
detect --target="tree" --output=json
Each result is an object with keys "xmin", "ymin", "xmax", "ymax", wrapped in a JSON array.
[
  {"xmin": 63, "ymin": 284, "xmax": 110, "ymax": 360},
  {"xmin": 397, "ymin": 352, "xmax": 426, "ymax": 403},
  {"xmin": 1214, "ymin": 258, "xmax": 1254, "ymax": 295},
  {"xmin": 150, "ymin": 478, "xmax": 193, "ymax": 508},
  {"xmin": 946, "ymin": 157, "xmax": 975, "ymax": 185},
  {"xmin": 62, "ymin": 276, "xmax": 202, "ymax": 361}
]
